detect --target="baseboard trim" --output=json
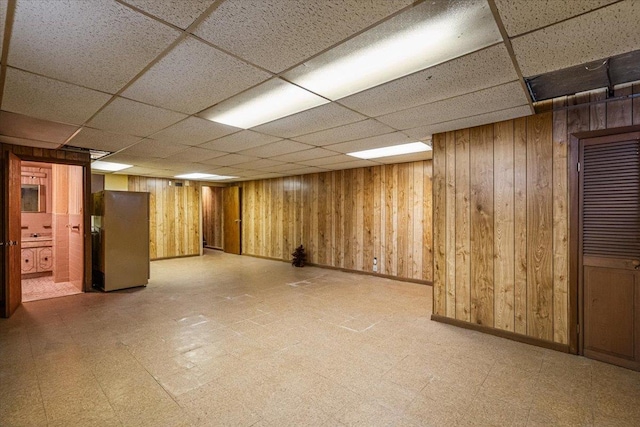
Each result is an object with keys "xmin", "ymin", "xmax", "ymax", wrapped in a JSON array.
[
  {"xmin": 431, "ymin": 314, "xmax": 570, "ymax": 353},
  {"xmin": 241, "ymin": 253, "xmax": 432, "ymax": 286}
]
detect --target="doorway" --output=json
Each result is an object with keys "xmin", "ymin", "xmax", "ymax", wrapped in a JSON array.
[
  {"xmin": 202, "ymin": 185, "xmax": 224, "ymax": 250},
  {"xmin": 573, "ymin": 129, "xmax": 640, "ymax": 371},
  {"xmin": 20, "ymin": 161, "xmax": 85, "ymax": 302},
  {"xmin": 223, "ymin": 186, "xmax": 242, "ymax": 255}
]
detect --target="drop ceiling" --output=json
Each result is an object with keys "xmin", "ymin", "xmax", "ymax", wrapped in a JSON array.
[{"xmin": 0, "ymin": 0, "xmax": 638, "ymax": 182}]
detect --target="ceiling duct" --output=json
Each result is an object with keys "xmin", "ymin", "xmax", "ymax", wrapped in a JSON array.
[{"xmin": 525, "ymin": 49, "xmax": 640, "ymax": 102}]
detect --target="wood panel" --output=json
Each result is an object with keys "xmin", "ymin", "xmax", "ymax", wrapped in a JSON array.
[
  {"xmin": 445, "ymin": 132, "xmax": 456, "ymax": 318},
  {"xmin": 513, "ymin": 118, "xmax": 528, "ymax": 335},
  {"xmin": 494, "ymin": 120, "xmax": 515, "ymax": 332},
  {"xmin": 433, "ymin": 134, "xmax": 447, "ymax": 314},
  {"xmin": 128, "ymin": 177, "xmax": 200, "ymax": 260},
  {"xmin": 454, "ymin": 129, "xmax": 471, "ymax": 322},
  {"xmin": 202, "ymin": 186, "xmax": 223, "ymax": 249},
  {"xmin": 240, "ymin": 160, "xmax": 434, "ymax": 282}
]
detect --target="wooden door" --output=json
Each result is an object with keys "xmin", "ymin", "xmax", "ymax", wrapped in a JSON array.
[
  {"xmin": 223, "ymin": 186, "xmax": 241, "ymax": 255},
  {"xmin": 3, "ymin": 152, "xmax": 22, "ymax": 317},
  {"xmin": 580, "ymin": 135, "xmax": 640, "ymax": 371}
]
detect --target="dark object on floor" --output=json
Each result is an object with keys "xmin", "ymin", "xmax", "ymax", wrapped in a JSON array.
[{"xmin": 292, "ymin": 245, "xmax": 306, "ymax": 267}]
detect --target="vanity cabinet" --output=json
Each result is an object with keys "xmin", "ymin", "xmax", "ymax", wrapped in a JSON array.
[{"xmin": 21, "ymin": 243, "xmax": 53, "ymax": 275}]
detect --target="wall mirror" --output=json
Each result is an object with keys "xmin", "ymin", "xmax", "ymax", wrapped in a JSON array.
[{"xmin": 21, "ymin": 184, "xmax": 46, "ymax": 212}]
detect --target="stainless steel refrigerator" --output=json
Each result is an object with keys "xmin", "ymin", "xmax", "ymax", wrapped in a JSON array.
[{"xmin": 91, "ymin": 190, "xmax": 150, "ymax": 291}]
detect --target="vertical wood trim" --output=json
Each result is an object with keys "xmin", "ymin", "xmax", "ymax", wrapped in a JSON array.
[
  {"xmin": 493, "ymin": 120, "xmax": 515, "ymax": 332},
  {"xmin": 455, "ymin": 129, "xmax": 471, "ymax": 322},
  {"xmin": 470, "ymin": 125, "xmax": 494, "ymax": 326},
  {"xmin": 514, "ymin": 117, "xmax": 528, "ymax": 335},
  {"xmin": 423, "ymin": 162, "xmax": 433, "ymax": 281},
  {"xmin": 413, "ymin": 162, "xmax": 424, "ymax": 279},
  {"xmin": 363, "ymin": 168, "xmax": 374, "ymax": 273},
  {"xmin": 526, "ymin": 112, "xmax": 554, "ymax": 340},
  {"xmin": 397, "ymin": 164, "xmax": 409, "ymax": 278},
  {"xmin": 589, "ymin": 90, "xmax": 607, "ymax": 130},
  {"xmin": 433, "ymin": 134, "xmax": 447, "ymax": 316},
  {"xmin": 445, "ymin": 132, "xmax": 456, "ymax": 317}
]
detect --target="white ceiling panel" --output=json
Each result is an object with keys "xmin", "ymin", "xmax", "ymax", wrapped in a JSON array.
[
  {"xmin": 113, "ymin": 166, "xmax": 168, "ymax": 176},
  {"xmin": 512, "ymin": 1, "xmax": 640, "ymax": 77},
  {"xmin": 324, "ymin": 159, "xmax": 381, "ymax": 170},
  {"xmin": 199, "ymin": 130, "xmax": 281, "ymax": 152},
  {"xmin": 87, "ymin": 97, "xmax": 187, "ymax": 137},
  {"xmin": 255, "ymin": 163, "xmax": 301, "ymax": 173},
  {"xmin": 9, "ymin": 0, "xmax": 180, "ymax": 93},
  {"xmin": 122, "ymin": 0, "xmax": 214, "ymax": 29},
  {"xmin": 376, "ymin": 81, "xmax": 528, "ymax": 130},
  {"xmin": 200, "ymin": 166, "xmax": 244, "ymax": 176},
  {"xmin": 192, "ymin": 0, "xmax": 412, "ymax": 73},
  {"xmin": 236, "ymin": 172, "xmax": 286, "ymax": 181},
  {"xmin": 119, "ymin": 138, "xmax": 188, "ymax": 158},
  {"xmin": 170, "ymin": 147, "xmax": 227, "ymax": 162},
  {"xmin": 494, "ymin": 0, "xmax": 617, "ymax": 37},
  {"xmin": 101, "ymin": 152, "xmax": 157, "ymax": 166},
  {"xmin": 201, "ymin": 153, "xmax": 260, "ymax": 167},
  {"xmin": 122, "ymin": 37, "xmax": 271, "ymax": 114},
  {"xmin": 238, "ymin": 140, "xmax": 312, "ymax": 158},
  {"xmin": 297, "ymin": 154, "xmax": 354, "ymax": 167},
  {"xmin": 144, "ymin": 159, "xmax": 205, "ymax": 172},
  {"xmin": 149, "ymin": 117, "xmax": 238, "ymax": 146},
  {"xmin": 403, "ymin": 105, "xmax": 532, "ymax": 140},
  {"xmin": 66, "ymin": 127, "xmax": 141, "ymax": 152},
  {"xmin": 234, "ymin": 158, "xmax": 286, "ymax": 170},
  {"xmin": 338, "ymin": 44, "xmax": 518, "ymax": 117},
  {"xmin": 272, "ymin": 148, "xmax": 338, "ymax": 163},
  {"xmin": 0, "ymin": 135, "xmax": 60, "ymax": 150},
  {"xmin": 284, "ymin": 166, "xmax": 330, "ymax": 176},
  {"xmin": 0, "ymin": 111, "xmax": 79, "ymax": 144},
  {"xmin": 374, "ymin": 151, "xmax": 433, "ymax": 164},
  {"xmin": 292, "ymin": 119, "xmax": 396, "ymax": 146},
  {"xmin": 3, "ymin": 68, "xmax": 112, "ymax": 125},
  {"xmin": 326, "ymin": 132, "xmax": 414, "ymax": 154},
  {"xmin": 251, "ymin": 103, "xmax": 367, "ymax": 138}
]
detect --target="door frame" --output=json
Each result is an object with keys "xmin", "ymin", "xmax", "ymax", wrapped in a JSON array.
[
  {"xmin": 1, "ymin": 148, "xmax": 92, "ymax": 317},
  {"xmin": 569, "ymin": 124, "xmax": 640, "ymax": 355}
]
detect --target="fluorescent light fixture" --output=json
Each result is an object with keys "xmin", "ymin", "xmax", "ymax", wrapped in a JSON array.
[
  {"xmin": 347, "ymin": 142, "xmax": 431, "ymax": 160},
  {"xmin": 175, "ymin": 173, "xmax": 236, "ymax": 181},
  {"xmin": 202, "ymin": 78, "xmax": 329, "ymax": 129},
  {"xmin": 284, "ymin": 1, "xmax": 501, "ymax": 100},
  {"xmin": 91, "ymin": 161, "xmax": 132, "ymax": 172}
]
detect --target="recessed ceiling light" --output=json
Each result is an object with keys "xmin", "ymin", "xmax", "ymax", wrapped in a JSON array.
[
  {"xmin": 202, "ymin": 78, "xmax": 329, "ymax": 129},
  {"xmin": 347, "ymin": 142, "xmax": 431, "ymax": 160},
  {"xmin": 91, "ymin": 161, "xmax": 132, "ymax": 172},
  {"xmin": 175, "ymin": 173, "xmax": 237, "ymax": 181},
  {"xmin": 284, "ymin": 1, "xmax": 501, "ymax": 100}
]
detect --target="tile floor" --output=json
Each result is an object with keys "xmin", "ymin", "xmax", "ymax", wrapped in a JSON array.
[
  {"xmin": 22, "ymin": 275, "xmax": 82, "ymax": 302},
  {"xmin": 1, "ymin": 249, "xmax": 639, "ymax": 426}
]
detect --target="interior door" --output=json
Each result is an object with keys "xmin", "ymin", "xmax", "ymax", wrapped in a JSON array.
[
  {"xmin": 223, "ymin": 186, "xmax": 241, "ymax": 255},
  {"xmin": 3, "ymin": 152, "xmax": 22, "ymax": 317},
  {"xmin": 580, "ymin": 136, "xmax": 640, "ymax": 371}
]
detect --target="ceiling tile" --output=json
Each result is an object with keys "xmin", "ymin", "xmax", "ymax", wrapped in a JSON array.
[
  {"xmin": 9, "ymin": 0, "xmax": 180, "ymax": 93},
  {"xmin": 284, "ymin": 166, "xmax": 330, "ymax": 176},
  {"xmin": 144, "ymin": 159, "xmax": 204, "ymax": 172},
  {"xmin": 101, "ymin": 152, "xmax": 156, "ymax": 166},
  {"xmin": 272, "ymin": 148, "xmax": 338, "ymax": 163},
  {"xmin": 0, "ymin": 1, "xmax": 5, "ymax": 52},
  {"xmin": 119, "ymin": 139, "xmax": 188, "ymax": 158},
  {"xmin": 66, "ymin": 127, "xmax": 141, "ymax": 152},
  {"xmin": 252, "ymin": 103, "xmax": 367, "ymax": 138},
  {"xmin": 292, "ymin": 119, "xmax": 396, "ymax": 146},
  {"xmin": 374, "ymin": 151, "xmax": 433, "ymax": 164},
  {"xmin": 169, "ymin": 147, "xmax": 227, "ymax": 162},
  {"xmin": 199, "ymin": 130, "xmax": 281, "ymax": 152},
  {"xmin": 297, "ymin": 154, "xmax": 354, "ymax": 167},
  {"xmin": 495, "ymin": 0, "xmax": 617, "ymax": 37},
  {"xmin": 238, "ymin": 140, "xmax": 312, "ymax": 157},
  {"xmin": 0, "ymin": 135, "xmax": 61, "ymax": 150},
  {"xmin": 404, "ymin": 105, "xmax": 532, "ymax": 140},
  {"xmin": 113, "ymin": 166, "xmax": 168, "ymax": 176},
  {"xmin": 326, "ymin": 132, "xmax": 414, "ymax": 154},
  {"xmin": 122, "ymin": 37, "xmax": 271, "ymax": 114},
  {"xmin": 338, "ymin": 44, "xmax": 518, "ymax": 117},
  {"xmin": 149, "ymin": 117, "xmax": 239, "ymax": 146},
  {"xmin": 234, "ymin": 158, "xmax": 286, "ymax": 170},
  {"xmin": 376, "ymin": 81, "xmax": 529, "ymax": 130},
  {"xmin": 235, "ymin": 172, "xmax": 286, "ymax": 181},
  {"xmin": 201, "ymin": 153, "xmax": 260, "ymax": 167},
  {"xmin": 87, "ymin": 97, "xmax": 187, "ymax": 137},
  {"xmin": 324, "ymin": 159, "xmax": 381, "ymax": 170},
  {"xmin": 200, "ymin": 166, "xmax": 244, "ymax": 176},
  {"xmin": 0, "ymin": 111, "xmax": 79, "ymax": 144},
  {"xmin": 512, "ymin": 1, "xmax": 640, "ymax": 77},
  {"xmin": 192, "ymin": 0, "xmax": 412, "ymax": 73},
  {"xmin": 256, "ymin": 163, "xmax": 301, "ymax": 173},
  {"xmin": 122, "ymin": 0, "xmax": 214, "ymax": 29},
  {"xmin": 3, "ymin": 68, "xmax": 112, "ymax": 125}
]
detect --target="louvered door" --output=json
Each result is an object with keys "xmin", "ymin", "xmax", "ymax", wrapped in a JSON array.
[{"xmin": 580, "ymin": 136, "xmax": 640, "ymax": 371}]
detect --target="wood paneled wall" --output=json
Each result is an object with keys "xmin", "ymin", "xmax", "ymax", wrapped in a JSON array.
[
  {"xmin": 128, "ymin": 177, "xmax": 200, "ymax": 260},
  {"xmin": 202, "ymin": 185, "xmax": 223, "ymax": 249},
  {"xmin": 241, "ymin": 161, "xmax": 433, "ymax": 282},
  {"xmin": 433, "ymin": 83, "xmax": 640, "ymax": 346}
]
